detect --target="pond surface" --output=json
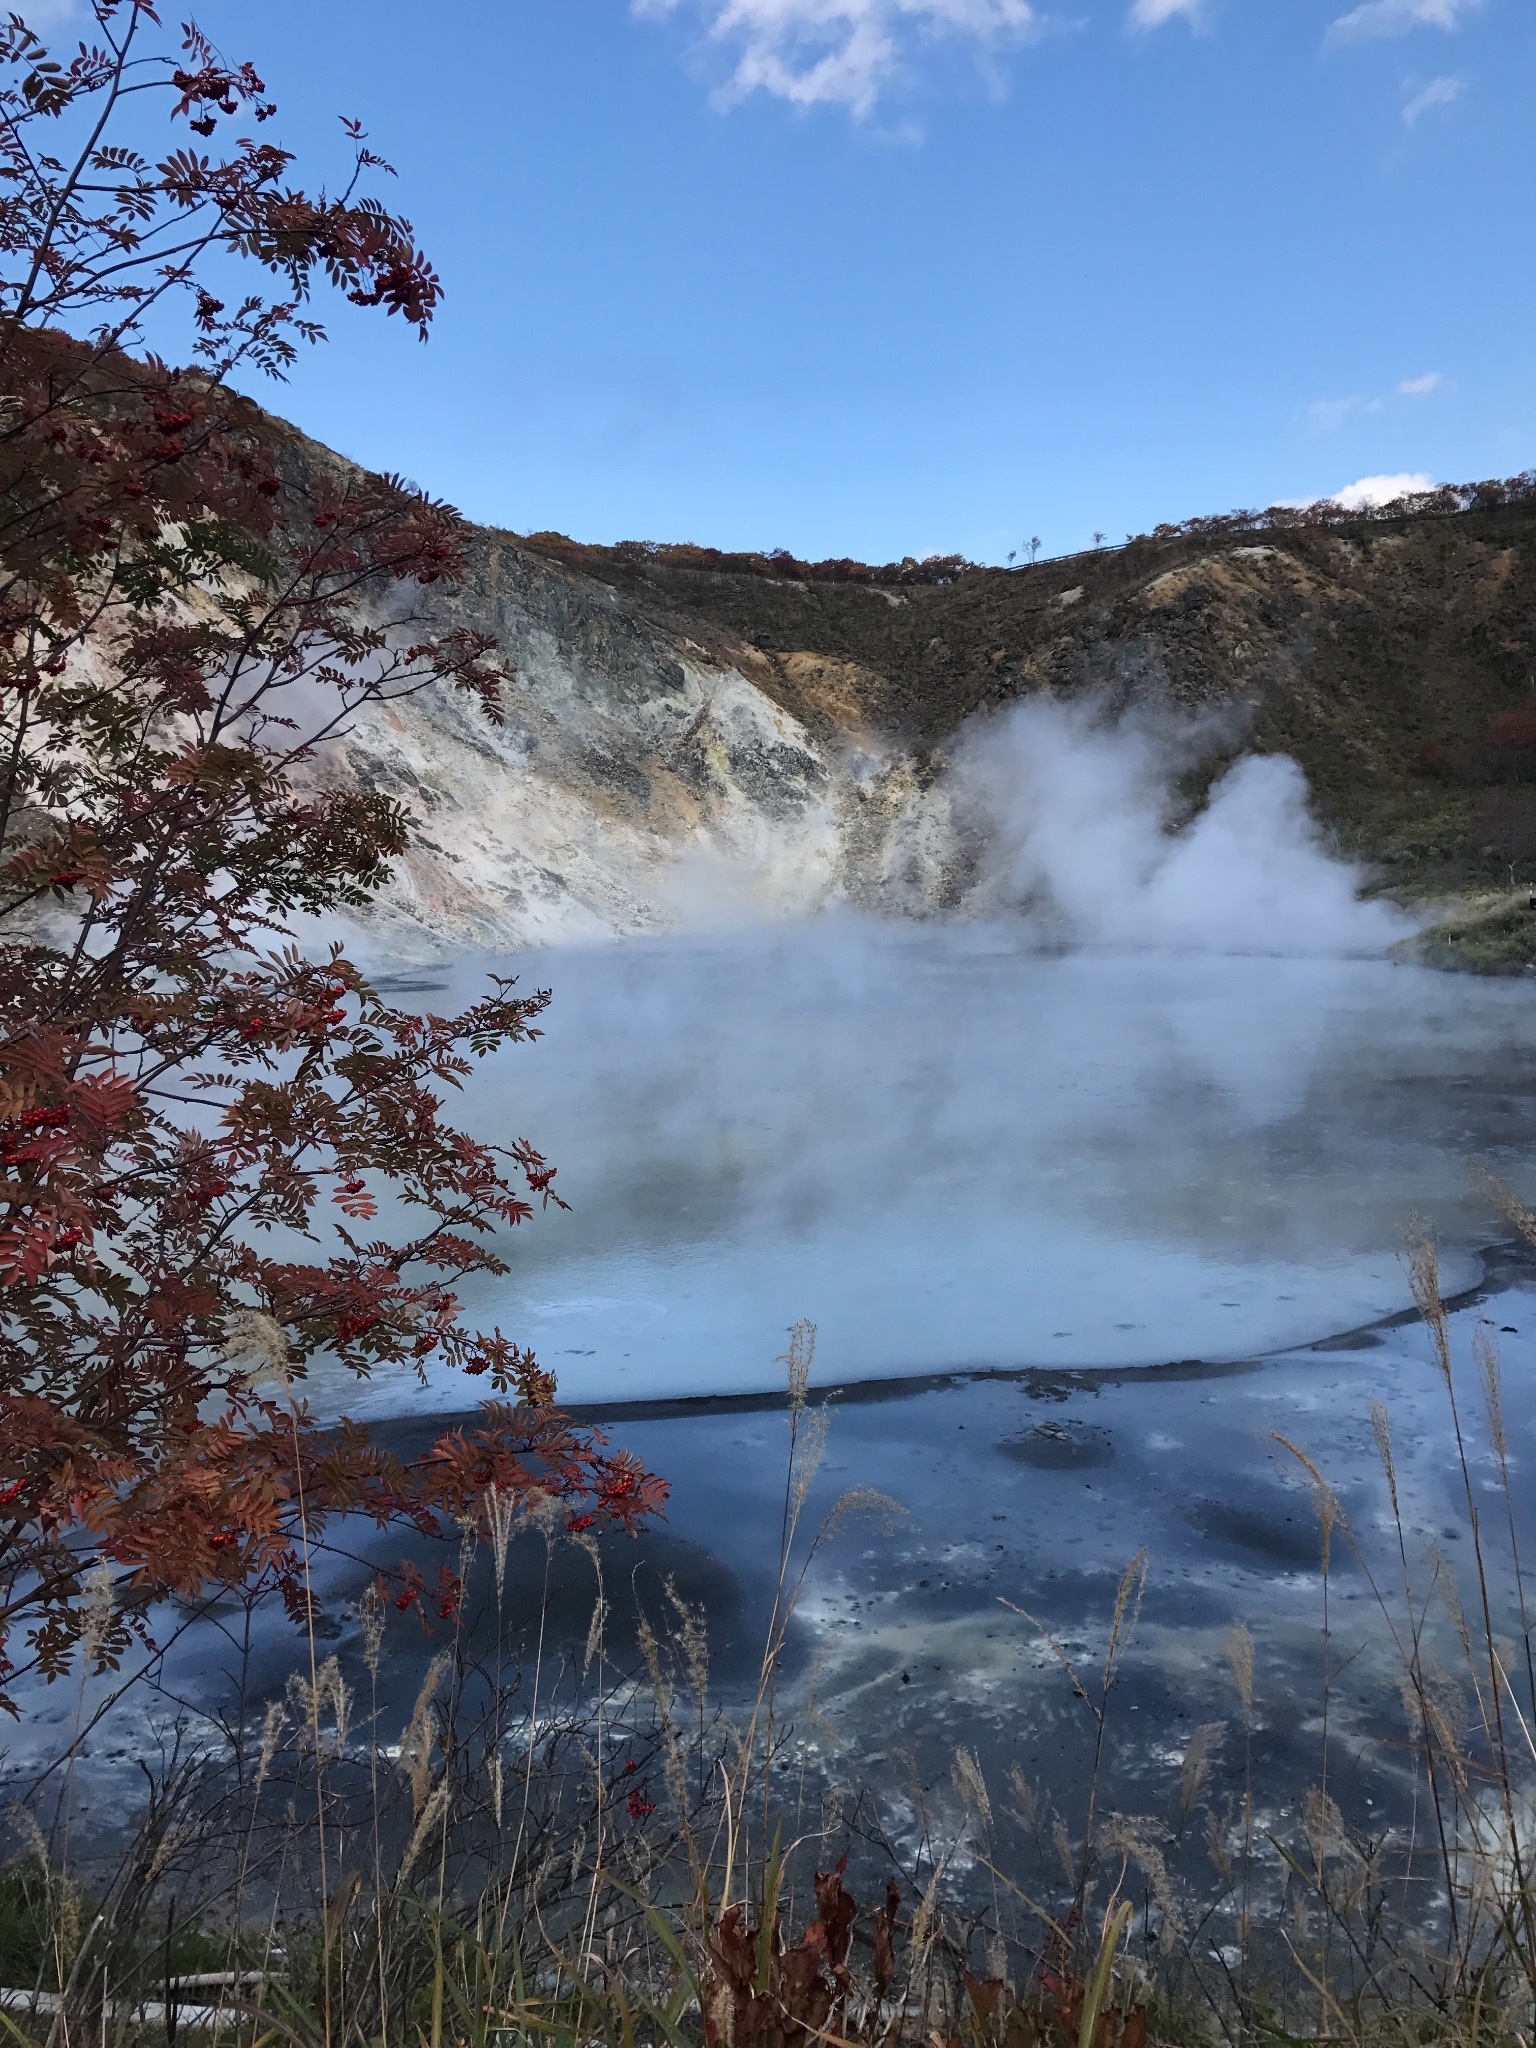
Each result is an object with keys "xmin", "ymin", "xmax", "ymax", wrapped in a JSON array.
[
  {"xmin": 331, "ymin": 922, "xmax": 1536, "ymax": 1413},
  {"xmin": 16, "ymin": 924, "xmax": 1536, "ymax": 1857}
]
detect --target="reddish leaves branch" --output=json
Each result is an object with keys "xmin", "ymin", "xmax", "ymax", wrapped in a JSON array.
[{"xmin": 0, "ymin": 6, "xmax": 665, "ymax": 1711}]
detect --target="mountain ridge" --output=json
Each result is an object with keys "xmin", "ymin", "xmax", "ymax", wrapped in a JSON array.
[{"xmin": 270, "ymin": 413, "xmax": 1536, "ymax": 964}]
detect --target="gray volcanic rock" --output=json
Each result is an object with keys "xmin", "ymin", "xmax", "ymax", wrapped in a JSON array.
[{"xmin": 321, "ymin": 531, "xmax": 964, "ymax": 957}]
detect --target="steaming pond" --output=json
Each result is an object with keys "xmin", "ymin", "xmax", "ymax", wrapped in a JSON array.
[
  {"xmin": 332, "ymin": 921, "xmax": 1536, "ymax": 1413},
  {"xmin": 18, "ymin": 922, "xmax": 1536, "ymax": 1846}
]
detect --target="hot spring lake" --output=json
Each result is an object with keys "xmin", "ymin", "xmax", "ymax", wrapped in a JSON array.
[
  {"xmin": 20, "ymin": 921, "xmax": 1536, "ymax": 1832},
  {"xmin": 342, "ymin": 922, "xmax": 1529, "ymax": 1412}
]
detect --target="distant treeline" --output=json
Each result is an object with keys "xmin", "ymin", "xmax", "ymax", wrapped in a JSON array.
[
  {"xmin": 518, "ymin": 532, "xmax": 982, "ymax": 586},
  {"xmin": 518, "ymin": 470, "xmax": 1536, "ymax": 586},
  {"xmin": 1140, "ymin": 470, "xmax": 1536, "ymax": 548}
]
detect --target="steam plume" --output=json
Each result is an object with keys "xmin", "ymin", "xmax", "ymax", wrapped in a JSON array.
[{"xmin": 953, "ymin": 697, "xmax": 1413, "ymax": 956}]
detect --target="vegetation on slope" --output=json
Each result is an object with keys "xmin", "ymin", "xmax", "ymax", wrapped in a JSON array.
[{"xmin": 3, "ymin": 13, "xmax": 1535, "ymax": 2048}]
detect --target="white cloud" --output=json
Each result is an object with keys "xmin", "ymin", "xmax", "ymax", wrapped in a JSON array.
[
  {"xmin": 1130, "ymin": 0, "xmax": 1200, "ymax": 27},
  {"xmin": 1401, "ymin": 74, "xmax": 1463, "ymax": 120},
  {"xmin": 1396, "ymin": 370, "xmax": 1444, "ymax": 396},
  {"xmin": 1328, "ymin": 0, "xmax": 1477, "ymax": 42},
  {"xmin": 1331, "ymin": 471, "xmax": 1433, "ymax": 509},
  {"xmin": 634, "ymin": 0, "xmax": 1039, "ymax": 116}
]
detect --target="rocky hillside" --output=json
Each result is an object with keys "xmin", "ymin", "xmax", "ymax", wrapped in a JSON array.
[
  {"xmin": 526, "ymin": 507, "xmax": 1536, "ymax": 892},
  {"xmin": 309, "ymin": 529, "xmax": 961, "ymax": 959},
  {"xmin": 283, "ymin": 413, "xmax": 1536, "ymax": 963}
]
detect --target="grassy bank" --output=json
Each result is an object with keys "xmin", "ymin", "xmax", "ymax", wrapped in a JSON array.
[{"xmin": 1406, "ymin": 889, "xmax": 1536, "ymax": 973}]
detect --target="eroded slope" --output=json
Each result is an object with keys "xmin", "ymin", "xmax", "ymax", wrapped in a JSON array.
[
  {"xmin": 536, "ymin": 504, "xmax": 1536, "ymax": 907},
  {"xmin": 269, "ymin": 403, "xmax": 1536, "ymax": 958}
]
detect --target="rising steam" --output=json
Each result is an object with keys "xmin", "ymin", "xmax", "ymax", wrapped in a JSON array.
[{"xmin": 952, "ymin": 696, "xmax": 1414, "ymax": 956}]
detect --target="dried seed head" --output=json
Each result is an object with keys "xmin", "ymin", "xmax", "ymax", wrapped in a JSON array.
[
  {"xmin": 706, "ymin": 1976, "xmax": 737, "ymax": 2048},
  {"xmin": 570, "ymin": 1577, "xmax": 603, "ymax": 1677},
  {"xmin": 455, "ymin": 1513, "xmax": 477, "ymax": 1604},
  {"xmin": 320, "ymin": 1654, "xmax": 351, "ymax": 1749},
  {"xmin": 1407, "ymin": 1227, "xmax": 1453, "ymax": 1387},
  {"xmin": 821, "ymin": 1784, "xmax": 848, "ymax": 1837},
  {"xmin": 1370, "ymin": 1400, "xmax": 1399, "ymax": 1517},
  {"xmin": 1435, "ymin": 1554, "xmax": 1475, "ymax": 1664},
  {"xmin": 820, "ymin": 1486, "xmax": 906, "ymax": 1543},
  {"xmin": 524, "ymin": 1489, "xmax": 568, "ymax": 1544},
  {"xmin": 1303, "ymin": 1785, "xmax": 1346, "ymax": 1864},
  {"xmin": 1424, "ymin": 1681, "xmax": 1470, "ymax": 1791},
  {"xmin": 357, "ymin": 1584, "xmax": 385, "ymax": 1679},
  {"xmin": 1005, "ymin": 1764, "xmax": 1038, "ymax": 1834},
  {"xmin": 1102, "ymin": 1813, "xmax": 1178, "ymax": 1939},
  {"xmin": 789, "ymin": 1401, "xmax": 830, "ymax": 1528},
  {"xmin": 79, "ymin": 1562, "xmax": 114, "ymax": 1666},
  {"xmin": 1179, "ymin": 1721, "xmax": 1226, "ymax": 1818},
  {"xmin": 910, "ymin": 1859, "xmax": 944, "ymax": 1959},
  {"xmin": 398, "ymin": 1653, "xmax": 449, "ymax": 1817},
  {"xmin": 1206, "ymin": 1803, "xmax": 1233, "ymax": 1885},
  {"xmin": 221, "ymin": 1308, "xmax": 294, "ymax": 1393},
  {"xmin": 1399, "ymin": 1673, "xmax": 1426, "ymax": 1740},
  {"xmin": 147, "ymin": 1822, "xmax": 186, "ymax": 1884},
  {"xmin": 288, "ymin": 1654, "xmax": 351, "ymax": 1755},
  {"xmin": 397, "ymin": 1781, "xmax": 449, "ymax": 1885},
  {"xmin": 16, "ymin": 1810, "xmax": 50, "ymax": 1883},
  {"xmin": 1310, "ymin": 1480, "xmax": 1342, "ymax": 1573},
  {"xmin": 952, "ymin": 1747, "xmax": 992, "ymax": 1831},
  {"xmin": 484, "ymin": 1482, "xmax": 520, "ymax": 1603},
  {"xmin": 256, "ymin": 1698, "xmax": 286, "ymax": 1787},
  {"xmin": 1104, "ymin": 1549, "xmax": 1148, "ymax": 1688},
  {"xmin": 1476, "ymin": 1323, "xmax": 1509, "ymax": 1462},
  {"xmin": 55, "ymin": 1880, "xmax": 81, "ymax": 1968},
  {"xmin": 636, "ymin": 1610, "xmax": 673, "ymax": 1723},
  {"xmin": 1469, "ymin": 1161, "xmax": 1536, "ymax": 1251},
  {"xmin": 779, "ymin": 1319, "xmax": 817, "ymax": 1422},
  {"xmin": 1225, "ymin": 1623, "xmax": 1254, "ymax": 1721},
  {"xmin": 664, "ymin": 1577, "xmax": 709, "ymax": 1702}
]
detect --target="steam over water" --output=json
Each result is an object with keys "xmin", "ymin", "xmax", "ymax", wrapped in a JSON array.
[
  {"xmin": 27, "ymin": 725, "xmax": 1536, "ymax": 1826},
  {"xmin": 317, "ymin": 719, "xmax": 1534, "ymax": 1415},
  {"xmin": 333, "ymin": 930, "xmax": 1533, "ymax": 1414}
]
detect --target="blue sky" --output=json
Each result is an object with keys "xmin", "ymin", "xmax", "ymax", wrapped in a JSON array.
[{"xmin": 184, "ymin": 0, "xmax": 1532, "ymax": 563}]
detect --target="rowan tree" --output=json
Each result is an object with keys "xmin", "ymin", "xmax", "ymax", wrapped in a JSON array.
[{"xmin": 0, "ymin": 2, "xmax": 665, "ymax": 1711}]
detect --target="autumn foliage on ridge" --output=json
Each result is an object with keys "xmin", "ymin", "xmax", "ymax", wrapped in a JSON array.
[{"xmin": 0, "ymin": 4, "xmax": 664, "ymax": 1713}]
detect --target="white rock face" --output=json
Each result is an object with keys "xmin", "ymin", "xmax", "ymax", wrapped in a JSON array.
[
  {"xmin": 319, "ymin": 537, "xmax": 964, "ymax": 958},
  {"xmin": 301, "ymin": 532, "xmax": 1404, "ymax": 965}
]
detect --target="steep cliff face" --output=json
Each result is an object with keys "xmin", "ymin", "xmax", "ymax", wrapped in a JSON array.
[
  {"xmin": 321, "ymin": 533, "xmax": 964, "ymax": 957},
  {"xmin": 292, "ymin": 426, "xmax": 1536, "ymax": 958}
]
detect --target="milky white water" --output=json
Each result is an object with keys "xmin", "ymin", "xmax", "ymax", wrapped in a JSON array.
[{"xmin": 314, "ymin": 921, "xmax": 1536, "ymax": 1414}]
